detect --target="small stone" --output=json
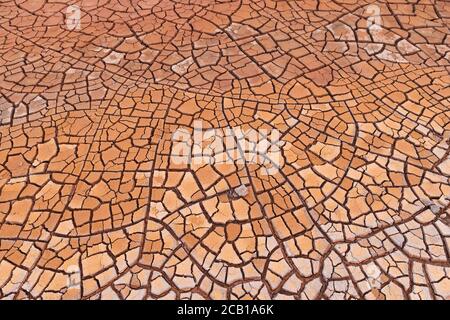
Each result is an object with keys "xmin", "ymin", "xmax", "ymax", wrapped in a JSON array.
[
  {"xmin": 172, "ymin": 57, "xmax": 194, "ymax": 75},
  {"xmin": 228, "ymin": 184, "xmax": 248, "ymax": 200}
]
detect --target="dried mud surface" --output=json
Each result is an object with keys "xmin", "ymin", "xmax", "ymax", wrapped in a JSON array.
[{"xmin": 0, "ymin": 0, "xmax": 449, "ymax": 300}]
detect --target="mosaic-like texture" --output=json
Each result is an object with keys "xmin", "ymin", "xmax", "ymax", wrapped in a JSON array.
[{"xmin": 0, "ymin": 0, "xmax": 449, "ymax": 300}]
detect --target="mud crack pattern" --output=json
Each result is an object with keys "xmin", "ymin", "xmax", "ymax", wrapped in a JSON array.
[{"xmin": 0, "ymin": 0, "xmax": 449, "ymax": 300}]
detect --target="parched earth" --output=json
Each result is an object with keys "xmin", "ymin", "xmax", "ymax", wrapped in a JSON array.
[{"xmin": 0, "ymin": 0, "xmax": 449, "ymax": 300}]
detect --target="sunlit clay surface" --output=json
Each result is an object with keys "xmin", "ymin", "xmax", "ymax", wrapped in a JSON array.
[{"xmin": 0, "ymin": 0, "xmax": 449, "ymax": 300}]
